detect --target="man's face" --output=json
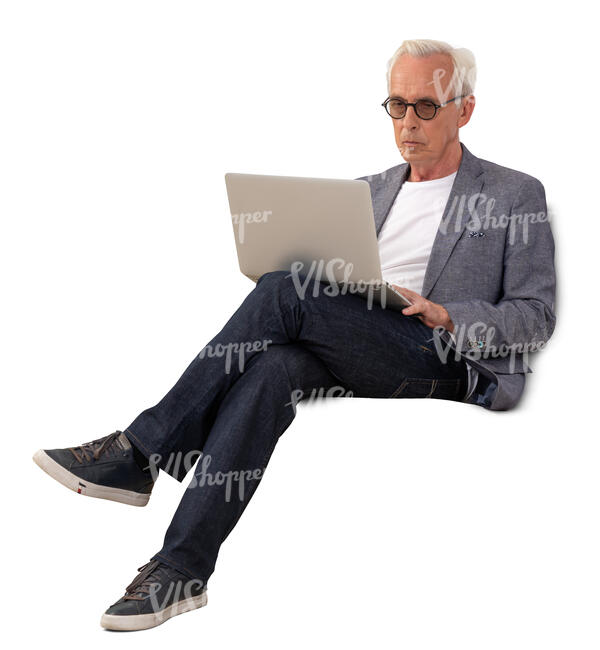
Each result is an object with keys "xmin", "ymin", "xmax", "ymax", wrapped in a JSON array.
[{"xmin": 388, "ymin": 53, "xmax": 474, "ymax": 164}]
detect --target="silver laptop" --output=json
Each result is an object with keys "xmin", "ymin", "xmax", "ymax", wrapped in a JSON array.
[{"xmin": 224, "ymin": 172, "xmax": 412, "ymax": 310}]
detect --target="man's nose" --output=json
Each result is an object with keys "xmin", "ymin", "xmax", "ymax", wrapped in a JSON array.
[{"xmin": 402, "ymin": 105, "xmax": 420, "ymax": 129}]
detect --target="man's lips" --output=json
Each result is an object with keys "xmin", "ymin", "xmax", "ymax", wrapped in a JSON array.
[{"xmin": 403, "ymin": 141, "xmax": 422, "ymax": 145}]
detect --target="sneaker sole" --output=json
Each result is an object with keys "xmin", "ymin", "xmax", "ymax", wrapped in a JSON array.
[
  {"xmin": 32, "ymin": 449, "xmax": 150, "ymax": 507},
  {"xmin": 100, "ymin": 591, "xmax": 208, "ymax": 631}
]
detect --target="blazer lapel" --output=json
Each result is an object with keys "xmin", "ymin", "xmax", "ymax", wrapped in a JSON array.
[
  {"xmin": 373, "ymin": 163, "xmax": 411, "ymax": 235},
  {"xmin": 420, "ymin": 142, "xmax": 484, "ymax": 298}
]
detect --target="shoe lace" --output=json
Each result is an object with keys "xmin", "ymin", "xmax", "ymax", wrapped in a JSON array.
[
  {"xmin": 123, "ymin": 560, "xmax": 162, "ymax": 601},
  {"xmin": 68, "ymin": 430, "xmax": 124, "ymax": 464}
]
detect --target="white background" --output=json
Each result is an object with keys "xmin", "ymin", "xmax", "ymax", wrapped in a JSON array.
[{"xmin": 2, "ymin": 1, "xmax": 598, "ymax": 648}]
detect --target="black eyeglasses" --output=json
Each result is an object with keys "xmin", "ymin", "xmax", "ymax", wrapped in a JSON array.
[{"xmin": 381, "ymin": 95, "xmax": 467, "ymax": 120}]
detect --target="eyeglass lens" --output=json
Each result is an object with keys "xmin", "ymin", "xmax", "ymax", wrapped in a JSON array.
[{"xmin": 386, "ymin": 99, "xmax": 437, "ymax": 119}]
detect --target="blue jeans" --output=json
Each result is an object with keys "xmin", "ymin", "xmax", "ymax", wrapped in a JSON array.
[{"xmin": 124, "ymin": 271, "xmax": 468, "ymax": 582}]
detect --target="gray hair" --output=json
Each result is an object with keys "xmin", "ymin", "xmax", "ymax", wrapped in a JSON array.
[{"xmin": 386, "ymin": 39, "xmax": 477, "ymax": 98}]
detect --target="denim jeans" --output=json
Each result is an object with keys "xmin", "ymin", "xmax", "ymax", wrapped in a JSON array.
[{"xmin": 124, "ymin": 271, "xmax": 468, "ymax": 582}]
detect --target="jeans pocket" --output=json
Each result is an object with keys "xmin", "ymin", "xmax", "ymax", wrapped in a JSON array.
[{"xmin": 390, "ymin": 377, "xmax": 463, "ymax": 401}]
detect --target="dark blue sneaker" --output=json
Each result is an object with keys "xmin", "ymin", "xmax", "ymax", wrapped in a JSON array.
[
  {"xmin": 101, "ymin": 560, "xmax": 207, "ymax": 631},
  {"xmin": 33, "ymin": 431, "xmax": 155, "ymax": 507}
]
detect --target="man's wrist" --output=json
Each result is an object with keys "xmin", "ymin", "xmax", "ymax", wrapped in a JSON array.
[{"xmin": 442, "ymin": 307, "xmax": 454, "ymax": 333}]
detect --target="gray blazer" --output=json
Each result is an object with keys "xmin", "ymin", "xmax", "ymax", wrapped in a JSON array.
[{"xmin": 356, "ymin": 142, "xmax": 557, "ymax": 411}]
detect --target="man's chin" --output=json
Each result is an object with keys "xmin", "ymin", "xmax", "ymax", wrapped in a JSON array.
[{"xmin": 399, "ymin": 148, "xmax": 425, "ymax": 162}]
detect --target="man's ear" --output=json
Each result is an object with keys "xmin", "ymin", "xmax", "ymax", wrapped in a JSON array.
[{"xmin": 458, "ymin": 95, "xmax": 475, "ymax": 128}]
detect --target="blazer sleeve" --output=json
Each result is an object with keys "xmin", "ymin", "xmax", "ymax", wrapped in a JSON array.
[{"xmin": 442, "ymin": 177, "xmax": 557, "ymax": 354}]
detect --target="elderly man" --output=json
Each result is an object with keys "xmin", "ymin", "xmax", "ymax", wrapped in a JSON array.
[{"xmin": 32, "ymin": 39, "xmax": 556, "ymax": 630}]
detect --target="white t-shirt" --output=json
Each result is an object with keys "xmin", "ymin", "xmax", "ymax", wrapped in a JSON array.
[
  {"xmin": 377, "ymin": 169, "xmax": 479, "ymax": 402},
  {"xmin": 377, "ymin": 170, "xmax": 457, "ymax": 295}
]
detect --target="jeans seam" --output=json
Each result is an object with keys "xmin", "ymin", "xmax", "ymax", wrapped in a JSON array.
[
  {"xmin": 154, "ymin": 551, "xmax": 207, "ymax": 584},
  {"xmin": 390, "ymin": 377, "xmax": 462, "ymax": 400},
  {"xmin": 426, "ymin": 379, "xmax": 437, "ymax": 398},
  {"xmin": 124, "ymin": 428, "xmax": 153, "ymax": 459},
  {"xmin": 389, "ymin": 379, "xmax": 408, "ymax": 398}
]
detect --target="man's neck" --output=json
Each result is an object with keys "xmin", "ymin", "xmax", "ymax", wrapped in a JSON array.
[{"xmin": 407, "ymin": 142, "xmax": 463, "ymax": 182}]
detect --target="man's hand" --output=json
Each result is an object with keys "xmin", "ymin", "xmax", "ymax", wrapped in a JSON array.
[{"xmin": 393, "ymin": 286, "xmax": 455, "ymax": 333}]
